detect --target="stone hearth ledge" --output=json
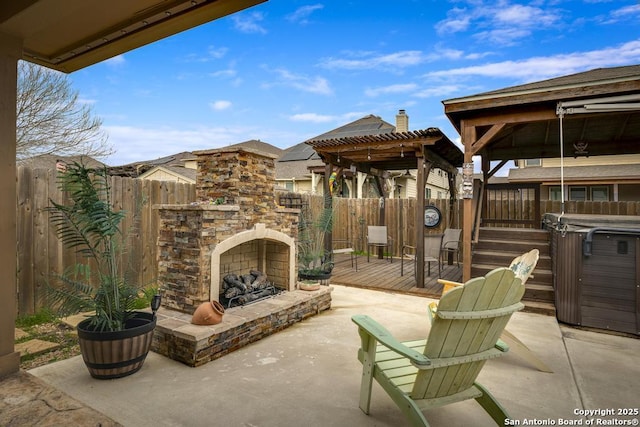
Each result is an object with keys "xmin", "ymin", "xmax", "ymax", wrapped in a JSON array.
[{"xmin": 151, "ymin": 287, "xmax": 333, "ymax": 367}]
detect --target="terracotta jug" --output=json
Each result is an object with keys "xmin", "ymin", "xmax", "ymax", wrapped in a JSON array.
[{"xmin": 191, "ymin": 300, "xmax": 225, "ymax": 325}]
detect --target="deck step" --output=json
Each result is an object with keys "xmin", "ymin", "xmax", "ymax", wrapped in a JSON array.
[
  {"xmin": 473, "ymin": 239, "xmax": 550, "ymax": 255},
  {"xmin": 522, "ymin": 300, "xmax": 556, "ymax": 316},
  {"xmin": 472, "ymin": 251, "xmax": 551, "ymax": 270},
  {"xmin": 478, "ymin": 227, "xmax": 550, "ymax": 242},
  {"xmin": 473, "ymin": 227, "xmax": 554, "ymax": 305}
]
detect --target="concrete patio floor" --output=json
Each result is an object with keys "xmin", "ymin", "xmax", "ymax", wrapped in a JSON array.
[{"xmin": 9, "ymin": 284, "xmax": 640, "ymax": 426}]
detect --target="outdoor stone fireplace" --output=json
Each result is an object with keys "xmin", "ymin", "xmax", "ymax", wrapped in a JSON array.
[
  {"xmin": 151, "ymin": 147, "xmax": 332, "ymax": 367},
  {"xmin": 156, "ymin": 147, "xmax": 299, "ymax": 313}
]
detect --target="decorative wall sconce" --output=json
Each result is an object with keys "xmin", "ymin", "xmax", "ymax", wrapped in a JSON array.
[{"xmin": 462, "ymin": 162, "xmax": 474, "ymax": 199}]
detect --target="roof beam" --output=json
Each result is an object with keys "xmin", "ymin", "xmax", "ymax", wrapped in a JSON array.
[{"xmin": 470, "ymin": 123, "xmax": 506, "ymax": 155}]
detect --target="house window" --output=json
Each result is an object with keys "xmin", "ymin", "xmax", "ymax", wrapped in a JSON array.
[
  {"xmin": 425, "ymin": 188, "xmax": 431, "ymax": 199},
  {"xmin": 525, "ymin": 159, "xmax": 541, "ymax": 166},
  {"xmin": 284, "ymin": 181, "xmax": 294, "ymax": 191},
  {"xmin": 549, "ymin": 186, "xmax": 562, "ymax": 201},
  {"xmin": 591, "ymin": 186, "xmax": 609, "ymax": 201},
  {"xmin": 569, "ymin": 186, "xmax": 587, "ymax": 201}
]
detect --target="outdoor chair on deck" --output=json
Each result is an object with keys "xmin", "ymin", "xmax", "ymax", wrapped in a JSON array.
[
  {"xmin": 366, "ymin": 226, "xmax": 393, "ymax": 263},
  {"xmin": 332, "ymin": 239, "xmax": 358, "ymax": 271},
  {"xmin": 401, "ymin": 233, "xmax": 442, "ymax": 277},
  {"xmin": 352, "ymin": 267, "xmax": 525, "ymax": 426},
  {"xmin": 436, "ymin": 248, "xmax": 553, "ymax": 373},
  {"xmin": 439, "ymin": 228, "xmax": 461, "ymax": 271}
]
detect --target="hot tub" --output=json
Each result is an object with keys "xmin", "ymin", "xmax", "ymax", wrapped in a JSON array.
[{"xmin": 543, "ymin": 213, "xmax": 640, "ymax": 335}]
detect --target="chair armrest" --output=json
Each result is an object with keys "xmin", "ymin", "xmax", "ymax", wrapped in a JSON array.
[
  {"xmin": 441, "ymin": 237, "xmax": 461, "ymax": 250},
  {"xmin": 351, "ymin": 315, "xmax": 431, "ymax": 366},
  {"xmin": 401, "ymin": 244, "xmax": 416, "ymax": 256},
  {"xmin": 437, "ymin": 279, "xmax": 463, "ymax": 294}
]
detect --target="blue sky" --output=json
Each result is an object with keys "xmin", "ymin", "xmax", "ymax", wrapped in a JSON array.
[{"xmin": 68, "ymin": 0, "xmax": 640, "ymax": 166}]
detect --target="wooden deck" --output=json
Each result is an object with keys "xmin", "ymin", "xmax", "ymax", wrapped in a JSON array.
[{"xmin": 329, "ymin": 253, "xmax": 463, "ymax": 298}]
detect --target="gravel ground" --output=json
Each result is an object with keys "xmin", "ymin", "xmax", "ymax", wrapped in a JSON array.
[{"xmin": 18, "ymin": 322, "xmax": 81, "ymax": 370}]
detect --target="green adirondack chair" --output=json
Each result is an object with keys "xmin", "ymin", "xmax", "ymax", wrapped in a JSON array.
[{"xmin": 352, "ymin": 267, "xmax": 525, "ymax": 426}]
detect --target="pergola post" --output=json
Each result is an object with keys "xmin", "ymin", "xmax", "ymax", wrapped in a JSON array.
[
  {"xmin": 324, "ymin": 162, "xmax": 333, "ymax": 256},
  {"xmin": 461, "ymin": 121, "xmax": 476, "ymax": 282},
  {"xmin": 415, "ymin": 156, "xmax": 425, "ymax": 287},
  {"xmin": 0, "ymin": 33, "xmax": 22, "ymax": 377}
]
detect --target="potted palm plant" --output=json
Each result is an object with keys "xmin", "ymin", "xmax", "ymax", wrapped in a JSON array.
[
  {"xmin": 47, "ymin": 161, "xmax": 160, "ymax": 379},
  {"xmin": 297, "ymin": 194, "xmax": 334, "ymax": 281}
]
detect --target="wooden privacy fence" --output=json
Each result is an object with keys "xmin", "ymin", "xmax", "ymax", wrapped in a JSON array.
[
  {"xmin": 16, "ymin": 173, "xmax": 640, "ymax": 315},
  {"xmin": 16, "ymin": 167, "xmax": 196, "ymax": 316},
  {"xmin": 297, "ymin": 194, "xmax": 463, "ymax": 256},
  {"xmin": 483, "ymin": 182, "xmax": 640, "ymax": 228}
]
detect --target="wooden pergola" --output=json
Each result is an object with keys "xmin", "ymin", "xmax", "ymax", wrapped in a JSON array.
[
  {"xmin": 305, "ymin": 127, "xmax": 464, "ymax": 288},
  {"xmin": 443, "ymin": 65, "xmax": 640, "ymax": 281}
]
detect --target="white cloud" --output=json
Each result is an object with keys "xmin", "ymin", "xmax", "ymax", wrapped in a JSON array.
[
  {"xmin": 289, "ymin": 111, "xmax": 366, "ymax": 124},
  {"xmin": 494, "ymin": 4, "xmax": 558, "ymax": 26},
  {"xmin": 608, "ymin": 4, "xmax": 640, "ymax": 22},
  {"xmin": 435, "ymin": 1, "xmax": 561, "ymax": 45},
  {"xmin": 414, "ymin": 85, "xmax": 465, "ymax": 98},
  {"xmin": 286, "ymin": 4, "xmax": 324, "ymax": 24},
  {"xmin": 77, "ymin": 97, "xmax": 97, "ymax": 105},
  {"xmin": 263, "ymin": 67, "xmax": 333, "ymax": 95},
  {"xmin": 435, "ymin": 8, "xmax": 471, "ymax": 34},
  {"xmin": 103, "ymin": 125, "xmax": 251, "ymax": 165},
  {"xmin": 183, "ymin": 46, "xmax": 228, "ymax": 63},
  {"xmin": 232, "ymin": 12, "xmax": 267, "ymax": 34},
  {"xmin": 104, "ymin": 55, "xmax": 125, "ymax": 67},
  {"xmin": 320, "ymin": 50, "xmax": 425, "ymax": 71},
  {"xmin": 209, "ymin": 69, "xmax": 237, "ymax": 78},
  {"xmin": 289, "ymin": 113, "xmax": 335, "ymax": 123},
  {"xmin": 425, "ymin": 39, "xmax": 640, "ymax": 83},
  {"xmin": 365, "ymin": 83, "xmax": 417, "ymax": 97},
  {"xmin": 474, "ymin": 28, "xmax": 531, "ymax": 46},
  {"xmin": 210, "ymin": 100, "xmax": 231, "ymax": 111},
  {"xmin": 207, "ymin": 45, "xmax": 228, "ymax": 59}
]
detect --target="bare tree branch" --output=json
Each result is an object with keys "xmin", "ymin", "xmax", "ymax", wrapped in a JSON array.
[{"xmin": 17, "ymin": 61, "xmax": 112, "ymax": 161}]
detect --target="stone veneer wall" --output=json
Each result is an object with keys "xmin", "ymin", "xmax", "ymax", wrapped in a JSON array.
[
  {"xmin": 195, "ymin": 148, "xmax": 277, "ymax": 219},
  {"xmin": 152, "ymin": 287, "xmax": 332, "ymax": 367},
  {"xmin": 156, "ymin": 148, "xmax": 299, "ymax": 314}
]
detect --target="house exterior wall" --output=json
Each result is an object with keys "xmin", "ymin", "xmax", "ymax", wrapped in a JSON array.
[
  {"xmin": 541, "ymin": 153, "xmax": 640, "ymax": 167},
  {"xmin": 517, "ymin": 154, "xmax": 640, "ymax": 202},
  {"xmin": 142, "ymin": 168, "xmax": 195, "ymax": 184},
  {"xmin": 404, "ymin": 168, "xmax": 453, "ymax": 200}
]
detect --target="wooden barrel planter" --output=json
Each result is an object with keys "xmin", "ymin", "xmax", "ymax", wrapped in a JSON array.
[{"xmin": 77, "ymin": 312, "xmax": 156, "ymax": 379}]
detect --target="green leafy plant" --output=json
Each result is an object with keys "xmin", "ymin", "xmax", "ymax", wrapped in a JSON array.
[
  {"xmin": 297, "ymin": 194, "xmax": 334, "ymax": 277},
  {"xmin": 46, "ymin": 161, "xmax": 141, "ymax": 332}
]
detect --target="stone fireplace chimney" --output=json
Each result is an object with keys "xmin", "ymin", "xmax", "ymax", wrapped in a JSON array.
[
  {"xmin": 156, "ymin": 147, "xmax": 299, "ymax": 314},
  {"xmin": 395, "ymin": 109, "xmax": 409, "ymax": 133}
]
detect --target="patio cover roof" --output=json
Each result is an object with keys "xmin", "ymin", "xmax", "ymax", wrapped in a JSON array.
[
  {"xmin": 1, "ymin": 0, "xmax": 266, "ymax": 72},
  {"xmin": 443, "ymin": 65, "xmax": 640, "ymax": 161}
]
